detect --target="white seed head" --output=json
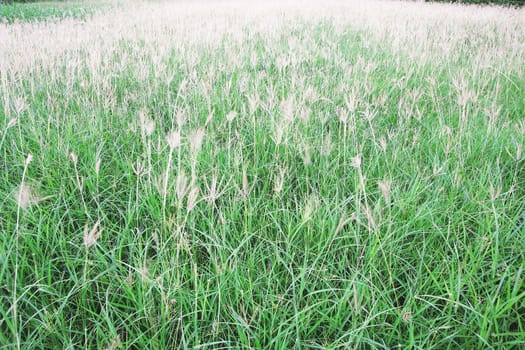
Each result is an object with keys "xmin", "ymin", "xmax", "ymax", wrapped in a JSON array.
[
  {"xmin": 83, "ymin": 220, "xmax": 102, "ymax": 249},
  {"xmin": 350, "ymin": 156, "xmax": 361, "ymax": 169},
  {"xmin": 187, "ymin": 185, "xmax": 200, "ymax": 213},
  {"xmin": 337, "ymin": 107, "xmax": 348, "ymax": 124},
  {"xmin": 25, "ymin": 153, "xmax": 33, "ymax": 166},
  {"xmin": 189, "ymin": 127, "xmax": 205, "ymax": 153},
  {"xmin": 280, "ymin": 97, "xmax": 294, "ymax": 123},
  {"xmin": 273, "ymin": 167, "xmax": 287, "ymax": 194},
  {"xmin": 378, "ymin": 179, "xmax": 392, "ymax": 203},
  {"xmin": 176, "ymin": 171, "xmax": 188, "ymax": 203},
  {"xmin": 205, "ymin": 173, "xmax": 219, "ymax": 203},
  {"xmin": 7, "ymin": 118, "xmax": 17, "ymax": 128},
  {"xmin": 321, "ymin": 134, "xmax": 334, "ymax": 157},
  {"xmin": 166, "ymin": 130, "xmax": 181, "ymax": 150},
  {"xmin": 70, "ymin": 152, "xmax": 78, "ymax": 166},
  {"xmin": 302, "ymin": 195, "xmax": 319, "ymax": 223},
  {"xmin": 302, "ymin": 143, "xmax": 312, "ymax": 166},
  {"xmin": 139, "ymin": 111, "xmax": 155, "ymax": 137},
  {"xmin": 144, "ymin": 120, "xmax": 155, "ymax": 136},
  {"xmin": 242, "ymin": 166, "xmax": 250, "ymax": 197},
  {"xmin": 226, "ymin": 111, "xmax": 237, "ymax": 123},
  {"xmin": 176, "ymin": 110, "xmax": 186, "ymax": 130},
  {"xmin": 95, "ymin": 158, "xmax": 102, "ymax": 176},
  {"xmin": 13, "ymin": 182, "xmax": 38, "ymax": 209},
  {"xmin": 273, "ymin": 125, "xmax": 285, "ymax": 146}
]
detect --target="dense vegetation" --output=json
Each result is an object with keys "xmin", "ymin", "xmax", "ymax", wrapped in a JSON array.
[
  {"xmin": 0, "ymin": 1, "xmax": 103, "ymax": 23},
  {"xmin": 1, "ymin": 1, "xmax": 524, "ymax": 349}
]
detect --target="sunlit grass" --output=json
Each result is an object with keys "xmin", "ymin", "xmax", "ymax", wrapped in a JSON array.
[
  {"xmin": 0, "ymin": 1, "xmax": 110, "ymax": 23},
  {"xmin": 0, "ymin": 0, "xmax": 524, "ymax": 348}
]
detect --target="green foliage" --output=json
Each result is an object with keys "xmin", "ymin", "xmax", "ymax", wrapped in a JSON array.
[
  {"xmin": 0, "ymin": 1, "xmax": 104, "ymax": 23},
  {"xmin": 1, "ymin": 1, "xmax": 525, "ymax": 349}
]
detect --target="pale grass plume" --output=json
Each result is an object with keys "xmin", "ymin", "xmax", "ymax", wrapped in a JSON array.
[
  {"xmin": 205, "ymin": 173, "xmax": 219, "ymax": 204},
  {"xmin": 70, "ymin": 152, "xmax": 78, "ymax": 166},
  {"xmin": 25, "ymin": 153, "xmax": 33, "ymax": 166},
  {"xmin": 273, "ymin": 166, "xmax": 287, "ymax": 195},
  {"xmin": 205, "ymin": 173, "xmax": 228, "ymax": 204},
  {"xmin": 377, "ymin": 136, "xmax": 387, "ymax": 152},
  {"xmin": 166, "ymin": 130, "xmax": 181, "ymax": 150},
  {"xmin": 515, "ymin": 142, "xmax": 522, "ymax": 161},
  {"xmin": 359, "ymin": 202, "xmax": 377, "ymax": 232},
  {"xmin": 280, "ymin": 96, "xmax": 295, "ymax": 123},
  {"xmin": 189, "ymin": 127, "xmax": 205, "ymax": 154},
  {"xmin": 344, "ymin": 91, "xmax": 357, "ymax": 115},
  {"xmin": 334, "ymin": 213, "xmax": 357, "ymax": 236},
  {"xmin": 186, "ymin": 184, "xmax": 200, "ymax": 213},
  {"xmin": 489, "ymin": 184, "xmax": 502, "ymax": 201},
  {"xmin": 272, "ymin": 123, "xmax": 285, "ymax": 146},
  {"xmin": 321, "ymin": 133, "xmax": 334, "ymax": 156},
  {"xmin": 83, "ymin": 220, "xmax": 102, "ymax": 249},
  {"xmin": 7, "ymin": 118, "xmax": 17, "ymax": 128},
  {"xmin": 139, "ymin": 110, "xmax": 155, "ymax": 137},
  {"xmin": 14, "ymin": 96, "xmax": 28, "ymax": 115},
  {"xmin": 95, "ymin": 158, "xmax": 102, "ymax": 176},
  {"xmin": 298, "ymin": 106, "xmax": 311, "ymax": 124},
  {"xmin": 176, "ymin": 171, "xmax": 188, "ymax": 203},
  {"xmin": 377, "ymin": 179, "xmax": 392, "ymax": 204},
  {"xmin": 138, "ymin": 263, "xmax": 150, "ymax": 282},
  {"xmin": 302, "ymin": 194, "xmax": 320, "ymax": 223},
  {"xmin": 70, "ymin": 152, "xmax": 83, "ymax": 191},
  {"xmin": 350, "ymin": 155, "xmax": 361, "ymax": 169},
  {"xmin": 247, "ymin": 94, "xmax": 259, "ymax": 115},
  {"xmin": 226, "ymin": 111, "xmax": 237, "ymax": 123},
  {"xmin": 484, "ymin": 104, "xmax": 502, "ymax": 133},
  {"xmin": 155, "ymin": 174, "xmax": 167, "ymax": 196},
  {"xmin": 104, "ymin": 335, "xmax": 122, "ymax": 350},
  {"xmin": 337, "ymin": 107, "xmax": 348, "ymax": 124},
  {"xmin": 301, "ymin": 143, "xmax": 312, "ymax": 166},
  {"xmin": 176, "ymin": 110, "xmax": 186, "ymax": 130},
  {"xmin": 13, "ymin": 182, "xmax": 39, "ymax": 209},
  {"xmin": 241, "ymin": 166, "xmax": 250, "ymax": 198}
]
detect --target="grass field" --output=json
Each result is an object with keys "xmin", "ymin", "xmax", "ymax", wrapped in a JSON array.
[
  {"xmin": 0, "ymin": 1, "xmax": 109, "ymax": 24},
  {"xmin": 1, "ymin": 0, "xmax": 524, "ymax": 348}
]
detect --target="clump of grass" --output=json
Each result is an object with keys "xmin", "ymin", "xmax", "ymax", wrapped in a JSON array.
[
  {"xmin": 0, "ymin": 1, "xmax": 109, "ymax": 24},
  {"xmin": 0, "ymin": 0, "xmax": 524, "ymax": 349}
]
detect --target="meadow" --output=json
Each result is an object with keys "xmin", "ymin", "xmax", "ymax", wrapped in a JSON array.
[{"xmin": 1, "ymin": 0, "xmax": 524, "ymax": 348}]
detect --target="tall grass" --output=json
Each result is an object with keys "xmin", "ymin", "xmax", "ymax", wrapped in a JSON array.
[{"xmin": 1, "ymin": 0, "xmax": 524, "ymax": 348}]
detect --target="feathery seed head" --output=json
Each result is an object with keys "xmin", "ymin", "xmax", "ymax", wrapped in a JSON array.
[
  {"xmin": 273, "ymin": 167, "xmax": 287, "ymax": 194},
  {"xmin": 226, "ymin": 111, "xmax": 237, "ymax": 123},
  {"xmin": 139, "ymin": 110, "xmax": 155, "ymax": 137},
  {"xmin": 337, "ymin": 107, "xmax": 348, "ymax": 124},
  {"xmin": 70, "ymin": 152, "xmax": 78, "ymax": 166},
  {"xmin": 280, "ymin": 97, "xmax": 294, "ymax": 123},
  {"xmin": 189, "ymin": 127, "xmax": 205, "ymax": 153},
  {"xmin": 187, "ymin": 185, "xmax": 200, "ymax": 213},
  {"xmin": 176, "ymin": 171, "xmax": 188, "ymax": 203},
  {"xmin": 350, "ymin": 156, "xmax": 361, "ymax": 169},
  {"xmin": 25, "ymin": 153, "xmax": 33, "ymax": 166},
  {"xmin": 378, "ymin": 179, "xmax": 392, "ymax": 203},
  {"xmin": 83, "ymin": 220, "xmax": 102, "ymax": 249},
  {"xmin": 302, "ymin": 194, "xmax": 319, "ymax": 223},
  {"xmin": 7, "ymin": 118, "xmax": 17, "ymax": 128},
  {"xmin": 14, "ymin": 182, "xmax": 38, "ymax": 209},
  {"xmin": 95, "ymin": 158, "xmax": 102, "ymax": 176},
  {"xmin": 166, "ymin": 130, "xmax": 181, "ymax": 150}
]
